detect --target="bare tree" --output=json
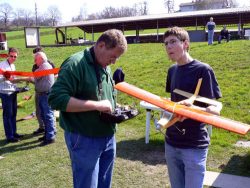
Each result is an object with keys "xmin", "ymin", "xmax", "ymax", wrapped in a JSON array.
[
  {"xmin": 99, "ymin": 7, "xmax": 117, "ymax": 18},
  {"xmin": 119, "ymin": 7, "xmax": 137, "ymax": 17},
  {"xmin": 87, "ymin": 13, "xmax": 98, "ymax": 20},
  {"xmin": 12, "ymin": 9, "xmax": 33, "ymax": 27},
  {"xmin": 133, "ymin": 1, "xmax": 148, "ymax": 16},
  {"xmin": 13, "ymin": 8, "xmax": 24, "ymax": 28},
  {"xmin": 137, "ymin": 1, "xmax": 148, "ymax": 15},
  {"xmin": 86, "ymin": 1, "xmax": 149, "ymax": 21},
  {"xmin": 38, "ymin": 13, "xmax": 51, "ymax": 26},
  {"xmin": 23, "ymin": 9, "xmax": 33, "ymax": 26},
  {"xmin": 72, "ymin": 4, "xmax": 88, "ymax": 22},
  {"xmin": 223, "ymin": 0, "xmax": 238, "ymax": 8},
  {"xmin": 46, "ymin": 5, "xmax": 61, "ymax": 26},
  {"xmin": 97, "ymin": 6, "xmax": 138, "ymax": 19},
  {"xmin": 0, "ymin": 3, "xmax": 13, "ymax": 29},
  {"xmin": 164, "ymin": 0, "xmax": 174, "ymax": 13}
]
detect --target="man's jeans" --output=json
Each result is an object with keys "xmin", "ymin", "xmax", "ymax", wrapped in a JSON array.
[
  {"xmin": 208, "ymin": 30, "xmax": 214, "ymax": 45},
  {"xmin": 165, "ymin": 142, "xmax": 208, "ymax": 188},
  {"xmin": 218, "ymin": 35, "xmax": 230, "ymax": 43},
  {"xmin": 35, "ymin": 92, "xmax": 44, "ymax": 129},
  {"xmin": 65, "ymin": 131, "xmax": 116, "ymax": 188},
  {"xmin": 0, "ymin": 93, "xmax": 17, "ymax": 140},
  {"xmin": 38, "ymin": 93, "xmax": 56, "ymax": 140}
]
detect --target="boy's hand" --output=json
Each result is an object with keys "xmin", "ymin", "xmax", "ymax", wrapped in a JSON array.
[
  {"xmin": 176, "ymin": 99, "xmax": 193, "ymax": 122},
  {"xmin": 175, "ymin": 114, "xmax": 187, "ymax": 122},
  {"xmin": 178, "ymin": 99, "xmax": 194, "ymax": 107}
]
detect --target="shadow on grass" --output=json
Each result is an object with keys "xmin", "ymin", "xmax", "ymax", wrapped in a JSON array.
[
  {"xmin": 205, "ymin": 154, "xmax": 250, "ymax": 188},
  {"xmin": 219, "ymin": 153, "xmax": 250, "ymax": 177},
  {"xmin": 116, "ymin": 137, "xmax": 166, "ymax": 165},
  {"xmin": 0, "ymin": 133, "xmax": 41, "ymax": 155}
]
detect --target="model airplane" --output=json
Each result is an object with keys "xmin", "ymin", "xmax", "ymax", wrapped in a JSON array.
[
  {"xmin": 155, "ymin": 78, "xmax": 207, "ymax": 130},
  {"xmin": 0, "ymin": 68, "xmax": 60, "ymax": 78},
  {"xmin": 114, "ymin": 81, "xmax": 250, "ymax": 135}
]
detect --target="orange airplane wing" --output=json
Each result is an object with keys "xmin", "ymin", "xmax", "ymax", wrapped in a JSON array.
[
  {"xmin": 115, "ymin": 82, "xmax": 250, "ymax": 135},
  {"xmin": 0, "ymin": 53, "xmax": 8, "ymax": 58},
  {"xmin": 0, "ymin": 68, "xmax": 60, "ymax": 78}
]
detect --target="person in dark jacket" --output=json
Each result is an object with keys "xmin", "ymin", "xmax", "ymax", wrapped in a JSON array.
[
  {"xmin": 218, "ymin": 25, "xmax": 230, "ymax": 43},
  {"xmin": 48, "ymin": 29, "xmax": 127, "ymax": 188}
]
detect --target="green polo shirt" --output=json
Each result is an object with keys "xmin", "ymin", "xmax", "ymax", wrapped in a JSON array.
[{"xmin": 48, "ymin": 48, "xmax": 116, "ymax": 137}]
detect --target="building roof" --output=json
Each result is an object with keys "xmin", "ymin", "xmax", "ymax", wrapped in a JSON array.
[{"xmin": 56, "ymin": 7, "xmax": 250, "ymax": 33}]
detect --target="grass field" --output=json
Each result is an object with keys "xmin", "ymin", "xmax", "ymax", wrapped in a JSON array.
[{"xmin": 0, "ymin": 29, "xmax": 250, "ymax": 187}]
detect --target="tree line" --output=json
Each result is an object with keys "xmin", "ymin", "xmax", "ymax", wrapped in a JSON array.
[
  {"xmin": 0, "ymin": 1, "xmax": 148, "ymax": 31},
  {"xmin": 0, "ymin": 0, "xmax": 238, "ymax": 31},
  {"xmin": 0, "ymin": 2, "xmax": 62, "ymax": 31}
]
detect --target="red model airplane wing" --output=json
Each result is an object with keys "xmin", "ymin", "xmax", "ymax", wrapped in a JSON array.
[
  {"xmin": 0, "ymin": 53, "xmax": 8, "ymax": 58},
  {"xmin": 1, "ymin": 68, "xmax": 60, "ymax": 77},
  {"xmin": 115, "ymin": 82, "xmax": 250, "ymax": 135}
]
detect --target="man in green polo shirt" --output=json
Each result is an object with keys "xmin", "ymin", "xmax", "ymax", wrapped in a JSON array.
[{"xmin": 48, "ymin": 29, "xmax": 127, "ymax": 188}]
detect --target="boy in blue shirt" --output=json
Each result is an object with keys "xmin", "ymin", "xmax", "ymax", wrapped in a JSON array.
[{"xmin": 163, "ymin": 27, "xmax": 222, "ymax": 188}]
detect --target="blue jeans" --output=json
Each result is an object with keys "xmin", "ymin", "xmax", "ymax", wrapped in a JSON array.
[
  {"xmin": 35, "ymin": 92, "xmax": 44, "ymax": 129},
  {"xmin": 38, "ymin": 93, "xmax": 56, "ymax": 140},
  {"xmin": 207, "ymin": 30, "xmax": 214, "ymax": 45},
  {"xmin": 218, "ymin": 35, "xmax": 230, "ymax": 43},
  {"xmin": 0, "ymin": 93, "xmax": 17, "ymax": 140},
  {"xmin": 165, "ymin": 142, "xmax": 208, "ymax": 188},
  {"xmin": 64, "ymin": 131, "xmax": 116, "ymax": 188}
]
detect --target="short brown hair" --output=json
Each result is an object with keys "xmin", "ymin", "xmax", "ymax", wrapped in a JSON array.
[
  {"xmin": 163, "ymin": 27, "xmax": 190, "ymax": 43},
  {"xmin": 96, "ymin": 29, "xmax": 127, "ymax": 52},
  {"xmin": 33, "ymin": 46, "xmax": 43, "ymax": 54},
  {"xmin": 8, "ymin": 47, "xmax": 19, "ymax": 55}
]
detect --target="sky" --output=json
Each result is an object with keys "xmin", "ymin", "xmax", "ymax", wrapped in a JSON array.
[{"xmin": 2, "ymin": 0, "xmax": 250, "ymax": 23}]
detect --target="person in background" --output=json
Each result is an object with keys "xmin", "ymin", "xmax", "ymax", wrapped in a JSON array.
[
  {"xmin": 32, "ymin": 46, "xmax": 55, "ymax": 135},
  {"xmin": 163, "ymin": 27, "xmax": 222, "ymax": 188},
  {"xmin": 0, "ymin": 47, "xmax": 24, "ymax": 143},
  {"xmin": 218, "ymin": 25, "xmax": 230, "ymax": 43},
  {"xmin": 48, "ymin": 29, "xmax": 127, "ymax": 188},
  {"xmin": 206, "ymin": 17, "xmax": 216, "ymax": 45},
  {"xmin": 29, "ymin": 52, "xmax": 56, "ymax": 146}
]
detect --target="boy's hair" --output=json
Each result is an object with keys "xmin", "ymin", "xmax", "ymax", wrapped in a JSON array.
[
  {"xmin": 163, "ymin": 27, "xmax": 190, "ymax": 43},
  {"xmin": 96, "ymin": 29, "xmax": 127, "ymax": 52},
  {"xmin": 8, "ymin": 47, "xmax": 19, "ymax": 55}
]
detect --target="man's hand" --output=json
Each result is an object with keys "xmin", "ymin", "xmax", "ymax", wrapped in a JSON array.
[
  {"xmin": 96, "ymin": 100, "xmax": 113, "ymax": 113},
  {"xmin": 3, "ymin": 71, "xmax": 11, "ymax": 80},
  {"xmin": 66, "ymin": 98, "xmax": 113, "ymax": 113},
  {"xmin": 0, "ymin": 69, "xmax": 11, "ymax": 80}
]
